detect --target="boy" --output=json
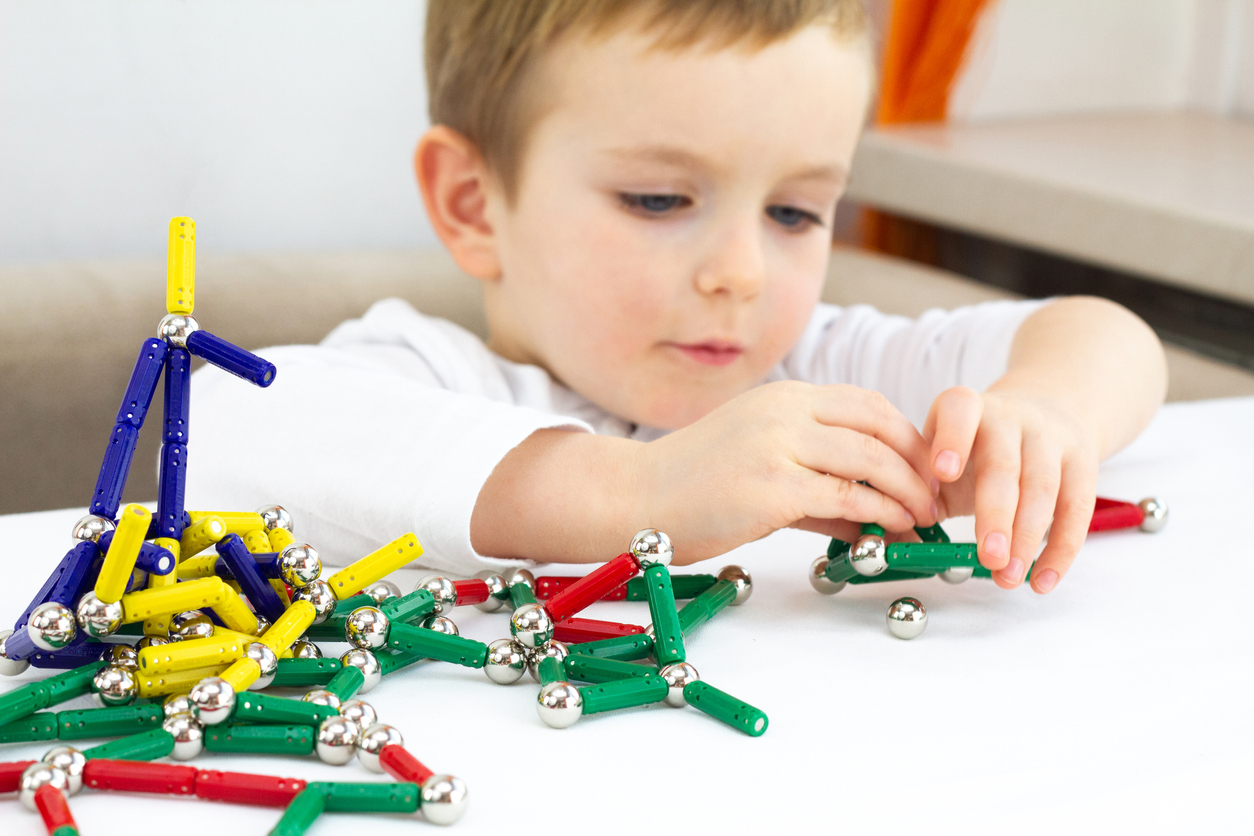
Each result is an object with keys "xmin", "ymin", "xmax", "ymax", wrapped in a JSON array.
[{"xmin": 190, "ymin": 0, "xmax": 1165, "ymax": 596}]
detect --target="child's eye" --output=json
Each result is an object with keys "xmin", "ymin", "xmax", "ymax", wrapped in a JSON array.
[
  {"xmin": 766, "ymin": 204, "xmax": 823, "ymax": 231},
  {"xmin": 619, "ymin": 193, "xmax": 691, "ymax": 215}
]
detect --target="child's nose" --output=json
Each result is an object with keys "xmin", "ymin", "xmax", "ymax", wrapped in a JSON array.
[{"xmin": 694, "ymin": 222, "xmax": 766, "ymax": 300}]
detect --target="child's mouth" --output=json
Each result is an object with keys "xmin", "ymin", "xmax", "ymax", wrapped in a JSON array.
[{"xmin": 668, "ymin": 341, "xmax": 743, "ymax": 367}]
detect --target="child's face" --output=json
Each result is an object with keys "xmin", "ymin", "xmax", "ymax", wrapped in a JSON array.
[{"xmin": 483, "ymin": 25, "xmax": 871, "ymax": 430}]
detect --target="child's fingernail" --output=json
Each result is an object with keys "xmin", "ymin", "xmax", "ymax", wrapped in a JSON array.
[
  {"xmin": 929, "ymin": 477, "xmax": 940, "ymax": 496},
  {"xmin": 997, "ymin": 557, "xmax": 1024, "ymax": 585},
  {"xmin": 1034, "ymin": 569, "xmax": 1058, "ymax": 593},
  {"xmin": 935, "ymin": 450, "xmax": 961, "ymax": 479},
  {"xmin": 983, "ymin": 531, "xmax": 1008, "ymax": 562},
  {"xmin": 905, "ymin": 510, "xmax": 917, "ymax": 527}
]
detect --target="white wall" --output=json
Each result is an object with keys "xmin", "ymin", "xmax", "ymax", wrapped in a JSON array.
[
  {"xmin": 0, "ymin": 0, "xmax": 436, "ymax": 265},
  {"xmin": 951, "ymin": 0, "xmax": 1254, "ymax": 121}
]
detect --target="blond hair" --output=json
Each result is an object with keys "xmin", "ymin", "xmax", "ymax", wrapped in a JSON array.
[{"xmin": 425, "ymin": 0, "xmax": 869, "ymax": 200}]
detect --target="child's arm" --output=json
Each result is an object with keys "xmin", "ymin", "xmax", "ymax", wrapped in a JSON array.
[
  {"xmin": 923, "ymin": 296, "xmax": 1167, "ymax": 593},
  {"xmin": 472, "ymin": 382, "xmax": 940, "ymax": 565}
]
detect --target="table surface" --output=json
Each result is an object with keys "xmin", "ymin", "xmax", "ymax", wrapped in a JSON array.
[
  {"xmin": 1, "ymin": 397, "xmax": 1252, "ymax": 834},
  {"xmin": 846, "ymin": 112, "xmax": 1254, "ymax": 305}
]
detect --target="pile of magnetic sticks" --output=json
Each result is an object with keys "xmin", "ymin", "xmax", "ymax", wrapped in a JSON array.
[
  {"xmin": 0, "ymin": 218, "xmax": 764, "ymax": 834},
  {"xmin": 809, "ymin": 495, "xmax": 1169, "ymax": 639}
]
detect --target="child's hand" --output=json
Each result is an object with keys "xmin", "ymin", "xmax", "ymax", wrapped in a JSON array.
[
  {"xmin": 923, "ymin": 385, "xmax": 1100, "ymax": 594},
  {"xmin": 637, "ymin": 381, "xmax": 939, "ymax": 564}
]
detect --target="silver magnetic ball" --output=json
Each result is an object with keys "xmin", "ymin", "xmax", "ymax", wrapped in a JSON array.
[
  {"xmin": 291, "ymin": 639, "xmax": 322, "ymax": 659},
  {"xmin": 103, "ymin": 643, "xmax": 139, "ymax": 670},
  {"xmin": 339, "ymin": 698, "xmax": 377, "ymax": 731},
  {"xmin": 170, "ymin": 610, "xmax": 214, "ymax": 641},
  {"xmin": 252, "ymin": 613, "xmax": 272, "ymax": 637},
  {"xmin": 304, "ymin": 689, "xmax": 342, "ymax": 710},
  {"xmin": 536, "ymin": 681, "xmax": 583, "ymax": 730},
  {"xmin": 339, "ymin": 649, "xmax": 383, "ymax": 695},
  {"xmin": 658, "ymin": 662, "xmax": 700, "ymax": 707},
  {"xmin": 27, "ymin": 601, "xmax": 77, "ymax": 651},
  {"xmin": 363, "ymin": 579, "xmax": 402, "ymax": 605},
  {"xmin": 1139, "ymin": 497, "xmax": 1169, "ymax": 533},
  {"xmin": 510, "ymin": 603, "xmax": 554, "ymax": 649},
  {"xmin": 92, "ymin": 665, "xmax": 137, "ymax": 707},
  {"xmin": 483, "ymin": 639, "xmax": 529, "ymax": 685},
  {"xmin": 293, "ymin": 580, "xmax": 337, "ymax": 624},
  {"xmin": 630, "ymin": 528, "xmax": 674, "ymax": 567},
  {"xmin": 717, "ymin": 565, "xmax": 753, "ymax": 605},
  {"xmin": 19, "ymin": 763, "xmax": 69, "ymax": 812},
  {"xmin": 415, "ymin": 575, "xmax": 458, "ymax": 615},
  {"xmin": 886, "ymin": 597, "xmax": 927, "ymax": 640},
  {"xmin": 357, "ymin": 722, "xmax": 404, "ymax": 773},
  {"xmin": 345, "ymin": 607, "xmax": 391, "ymax": 650},
  {"xmin": 278, "ymin": 545, "xmax": 322, "ymax": 588},
  {"xmin": 473, "ymin": 571, "xmax": 508, "ymax": 613},
  {"xmin": 189, "ymin": 676, "xmax": 236, "ymax": 725},
  {"xmin": 849, "ymin": 535, "xmax": 888, "ymax": 577},
  {"xmin": 939, "ymin": 566, "xmax": 974, "ymax": 584},
  {"xmin": 157, "ymin": 313, "xmax": 199, "ymax": 348},
  {"xmin": 162, "ymin": 712, "xmax": 205, "ymax": 761},
  {"xmin": 0, "ymin": 630, "xmax": 31, "ymax": 676},
  {"xmin": 527, "ymin": 640, "xmax": 569, "ymax": 683},
  {"xmin": 41, "ymin": 746, "xmax": 85, "ymax": 795},
  {"xmin": 315, "ymin": 715, "xmax": 361, "ymax": 766},
  {"xmin": 255, "ymin": 504, "xmax": 293, "ymax": 533},
  {"xmin": 808, "ymin": 556, "xmax": 846, "ymax": 594},
  {"xmin": 246, "ymin": 642, "xmax": 279, "ymax": 690},
  {"xmin": 421, "ymin": 774, "xmax": 470, "ymax": 826},
  {"xmin": 75, "ymin": 591, "xmax": 123, "ymax": 640},
  {"xmin": 506, "ymin": 568, "xmax": 535, "ymax": 590},
  {"xmin": 71, "ymin": 514, "xmax": 115, "ymax": 543},
  {"xmin": 163, "ymin": 694, "xmax": 194, "ymax": 717},
  {"xmin": 135, "ymin": 635, "xmax": 170, "ymax": 651},
  {"xmin": 421, "ymin": 615, "xmax": 459, "ymax": 636}
]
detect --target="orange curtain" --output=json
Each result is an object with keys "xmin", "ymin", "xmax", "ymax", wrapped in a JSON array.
[{"xmin": 863, "ymin": 0, "xmax": 994, "ymax": 258}]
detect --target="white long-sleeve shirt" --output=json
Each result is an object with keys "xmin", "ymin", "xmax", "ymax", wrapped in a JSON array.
[{"xmin": 187, "ymin": 297, "xmax": 1045, "ymax": 575}]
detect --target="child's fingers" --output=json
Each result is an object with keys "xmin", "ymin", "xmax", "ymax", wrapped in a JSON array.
[
  {"xmin": 996, "ymin": 434, "xmax": 1061, "ymax": 589},
  {"xmin": 799, "ymin": 424, "xmax": 937, "ymax": 526},
  {"xmin": 798, "ymin": 471, "xmax": 918, "ymax": 533},
  {"xmin": 812, "ymin": 386, "xmax": 934, "ymax": 488},
  {"xmin": 790, "ymin": 517, "xmax": 865, "ymax": 543},
  {"xmin": 923, "ymin": 386, "xmax": 982, "ymax": 483},
  {"xmin": 1029, "ymin": 458, "xmax": 1098, "ymax": 594},
  {"xmin": 972, "ymin": 421, "xmax": 1022, "ymax": 573}
]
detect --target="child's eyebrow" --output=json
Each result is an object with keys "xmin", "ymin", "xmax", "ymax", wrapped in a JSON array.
[{"xmin": 602, "ymin": 144, "xmax": 847, "ymax": 186}]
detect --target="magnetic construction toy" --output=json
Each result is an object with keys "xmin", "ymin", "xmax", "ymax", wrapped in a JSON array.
[
  {"xmin": 809, "ymin": 495, "xmax": 1168, "ymax": 639},
  {"xmin": 0, "ymin": 218, "xmax": 767, "ymax": 834}
]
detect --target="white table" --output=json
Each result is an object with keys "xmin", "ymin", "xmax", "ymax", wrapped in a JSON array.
[
  {"xmin": 847, "ymin": 113, "xmax": 1254, "ymax": 306},
  {"xmin": 2, "ymin": 398, "xmax": 1252, "ymax": 834}
]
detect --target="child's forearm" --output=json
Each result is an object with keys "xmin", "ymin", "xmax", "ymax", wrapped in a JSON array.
[
  {"xmin": 470, "ymin": 429, "xmax": 645, "ymax": 563},
  {"xmin": 992, "ymin": 297, "xmax": 1166, "ymax": 458}
]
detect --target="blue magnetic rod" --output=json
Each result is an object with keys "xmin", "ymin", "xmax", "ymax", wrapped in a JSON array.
[
  {"xmin": 115, "ymin": 338, "xmax": 168, "ymax": 428},
  {"xmin": 156, "ymin": 443, "xmax": 188, "ymax": 540},
  {"xmin": 97, "ymin": 532, "xmax": 175, "ymax": 576},
  {"xmin": 185, "ymin": 330, "xmax": 276, "ymax": 388},
  {"xmin": 14, "ymin": 541, "xmax": 99, "ymax": 632},
  {"xmin": 164, "ymin": 347, "xmax": 192, "ymax": 444},
  {"xmin": 215, "ymin": 534, "xmax": 285, "ymax": 623},
  {"xmin": 212, "ymin": 552, "xmax": 282, "ymax": 583},
  {"xmin": 89, "ymin": 424, "xmax": 139, "ymax": 518},
  {"xmin": 28, "ymin": 636, "xmax": 108, "ymax": 670}
]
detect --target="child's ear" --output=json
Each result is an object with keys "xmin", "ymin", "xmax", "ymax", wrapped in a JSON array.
[{"xmin": 414, "ymin": 125, "xmax": 502, "ymax": 282}]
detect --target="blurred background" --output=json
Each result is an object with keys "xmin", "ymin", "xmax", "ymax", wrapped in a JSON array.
[{"xmin": 2, "ymin": 0, "xmax": 1253, "ymax": 514}]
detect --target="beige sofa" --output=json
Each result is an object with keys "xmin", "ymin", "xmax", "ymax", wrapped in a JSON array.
[{"xmin": 2, "ymin": 245, "xmax": 1248, "ymax": 516}]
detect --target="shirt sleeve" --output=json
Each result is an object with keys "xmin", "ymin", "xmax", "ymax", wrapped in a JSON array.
[
  {"xmin": 777, "ymin": 299, "xmax": 1050, "ymax": 427},
  {"xmin": 186, "ymin": 342, "xmax": 591, "ymax": 577}
]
